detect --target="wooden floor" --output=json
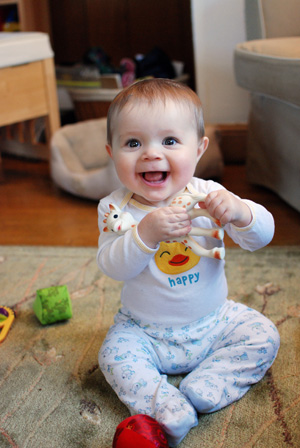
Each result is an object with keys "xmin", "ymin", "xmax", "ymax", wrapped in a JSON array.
[{"xmin": 1, "ymin": 154, "xmax": 300, "ymax": 247}]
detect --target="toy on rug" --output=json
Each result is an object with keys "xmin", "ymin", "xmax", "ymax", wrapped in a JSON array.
[
  {"xmin": 103, "ymin": 192, "xmax": 225, "ymax": 260},
  {"xmin": 113, "ymin": 414, "xmax": 169, "ymax": 448},
  {"xmin": 33, "ymin": 285, "xmax": 72, "ymax": 325},
  {"xmin": 0, "ymin": 306, "xmax": 15, "ymax": 343}
]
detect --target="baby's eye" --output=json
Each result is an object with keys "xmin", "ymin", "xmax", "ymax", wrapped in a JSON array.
[
  {"xmin": 126, "ymin": 139, "xmax": 140, "ymax": 148},
  {"xmin": 163, "ymin": 137, "xmax": 178, "ymax": 146}
]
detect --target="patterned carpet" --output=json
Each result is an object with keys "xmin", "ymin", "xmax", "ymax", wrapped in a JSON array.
[{"xmin": 0, "ymin": 246, "xmax": 299, "ymax": 448}]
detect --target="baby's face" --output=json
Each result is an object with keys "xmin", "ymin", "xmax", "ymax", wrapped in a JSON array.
[{"xmin": 106, "ymin": 99, "xmax": 208, "ymax": 207}]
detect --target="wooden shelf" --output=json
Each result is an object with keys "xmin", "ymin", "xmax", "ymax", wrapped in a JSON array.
[
  {"xmin": 0, "ymin": 0, "xmax": 51, "ymax": 36},
  {"xmin": 0, "ymin": 0, "xmax": 19, "ymax": 5}
]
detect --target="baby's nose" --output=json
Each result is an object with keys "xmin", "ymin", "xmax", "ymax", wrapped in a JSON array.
[{"xmin": 141, "ymin": 145, "xmax": 163, "ymax": 160}]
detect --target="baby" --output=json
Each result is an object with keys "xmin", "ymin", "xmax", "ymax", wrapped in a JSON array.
[{"xmin": 97, "ymin": 79, "xmax": 280, "ymax": 447}]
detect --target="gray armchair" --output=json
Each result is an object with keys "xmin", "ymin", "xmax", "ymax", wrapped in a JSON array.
[{"xmin": 234, "ymin": 0, "xmax": 300, "ymax": 211}]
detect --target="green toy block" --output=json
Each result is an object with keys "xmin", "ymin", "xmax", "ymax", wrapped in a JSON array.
[{"xmin": 33, "ymin": 285, "xmax": 72, "ymax": 325}]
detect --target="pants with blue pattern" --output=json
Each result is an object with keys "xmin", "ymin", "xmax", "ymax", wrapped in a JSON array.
[{"xmin": 99, "ymin": 300, "xmax": 280, "ymax": 447}]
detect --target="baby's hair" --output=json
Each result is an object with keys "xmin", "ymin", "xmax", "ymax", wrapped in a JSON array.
[{"xmin": 106, "ymin": 78, "xmax": 205, "ymax": 145}]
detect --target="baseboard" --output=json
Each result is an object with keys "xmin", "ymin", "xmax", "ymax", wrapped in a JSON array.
[{"xmin": 215, "ymin": 124, "xmax": 248, "ymax": 164}]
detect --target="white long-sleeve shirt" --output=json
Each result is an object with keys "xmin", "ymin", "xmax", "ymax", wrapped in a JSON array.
[{"xmin": 97, "ymin": 178, "xmax": 274, "ymax": 325}]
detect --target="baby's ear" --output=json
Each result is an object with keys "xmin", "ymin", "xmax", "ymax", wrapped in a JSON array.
[
  {"xmin": 106, "ymin": 144, "xmax": 113, "ymax": 158},
  {"xmin": 197, "ymin": 136, "xmax": 209, "ymax": 160}
]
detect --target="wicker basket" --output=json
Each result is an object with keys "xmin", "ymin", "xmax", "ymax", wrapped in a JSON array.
[{"xmin": 68, "ymin": 87, "xmax": 122, "ymax": 121}]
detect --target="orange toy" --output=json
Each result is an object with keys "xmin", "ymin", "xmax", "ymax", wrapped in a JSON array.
[{"xmin": 113, "ymin": 414, "xmax": 169, "ymax": 448}]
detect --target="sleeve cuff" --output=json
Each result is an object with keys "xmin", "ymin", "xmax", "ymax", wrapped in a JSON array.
[
  {"xmin": 132, "ymin": 226, "xmax": 159, "ymax": 254},
  {"xmin": 229, "ymin": 200, "xmax": 256, "ymax": 232}
]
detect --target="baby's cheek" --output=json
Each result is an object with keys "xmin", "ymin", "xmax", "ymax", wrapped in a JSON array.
[{"xmin": 172, "ymin": 159, "xmax": 196, "ymax": 181}]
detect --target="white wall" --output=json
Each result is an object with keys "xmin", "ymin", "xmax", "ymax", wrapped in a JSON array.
[{"xmin": 191, "ymin": 0, "xmax": 250, "ymax": 124}]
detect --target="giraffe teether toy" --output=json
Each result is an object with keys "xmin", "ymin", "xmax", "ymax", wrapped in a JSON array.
[
  {"xmin": 103, "ymin": 193, "xmax": 225, "ymax": 260},
  {"xmin": 169, "ymin": 193, "xmax": 225, "ymax": 259}
]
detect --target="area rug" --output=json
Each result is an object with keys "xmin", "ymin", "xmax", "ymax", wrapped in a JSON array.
[{"xmin": 0, "ymin": 246, "xmax": 299, "ymax": 448}]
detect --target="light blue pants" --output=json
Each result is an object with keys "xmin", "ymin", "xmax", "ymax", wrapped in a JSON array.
[{"xmin": 99, "ymin": 300, "xmax": 280, "ymax": 447}]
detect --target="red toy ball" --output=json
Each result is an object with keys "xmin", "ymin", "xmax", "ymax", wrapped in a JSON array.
[{"xmin": 112, "ymin": 414, "xmax": 169, "ymax": 448}]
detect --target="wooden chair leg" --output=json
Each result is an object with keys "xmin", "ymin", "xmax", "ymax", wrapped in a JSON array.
[
  {"xmin": 0, "ymin": 150, "xmax": 4, "ymax": 183},
  {"xmin": 28, "ymin": 119, "xmax": 37, "ymax": 144},
  {"xmin": 17, "ymin": 122, "xmax": 25, "ymax": 143},
  {"xmin": 43, "ymin": 58, "xmax": 60, "ymax": 143}
]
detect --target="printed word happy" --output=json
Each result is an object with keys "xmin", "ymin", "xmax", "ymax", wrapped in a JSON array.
[{"xmin": 168, "ymin": 272, "xmax": 200, "ymax": 288}]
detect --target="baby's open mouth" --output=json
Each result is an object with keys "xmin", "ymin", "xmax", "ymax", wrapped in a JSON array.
[{"xmin": 142, "ymin": 172, "xmax": 168, "ymax": 183}]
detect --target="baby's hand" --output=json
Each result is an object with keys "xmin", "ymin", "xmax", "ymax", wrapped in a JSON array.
[
  {"xmin": 138, "ymin": 207, "xmax": 192, "ymax": 249},
  {"xmin": 205, "ymin": 190, "xmax": 252, "ymax": 227}
]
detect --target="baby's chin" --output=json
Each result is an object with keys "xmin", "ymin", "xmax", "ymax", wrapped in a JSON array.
[
  {"xmin": 133, "ymin": 190, "xmax": 182, "ymax": 208},
  {"xmin": 131, "ymin": 172, "xmax": 188, "ymax": 207}
]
